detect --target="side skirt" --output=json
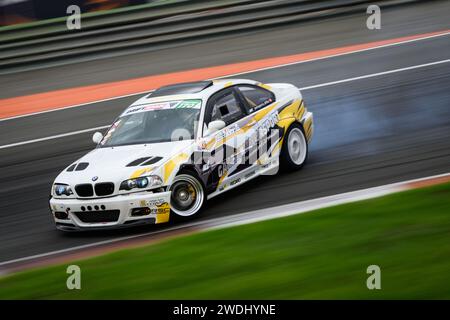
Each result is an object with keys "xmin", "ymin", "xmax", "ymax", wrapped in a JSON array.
[{"xmin": 207, "ymin": 158, "xmax": 280, "ymax": 200}]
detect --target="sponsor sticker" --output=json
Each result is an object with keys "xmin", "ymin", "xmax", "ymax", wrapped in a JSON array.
[
  {"xmin": 156, "ymin": 202, "xmax": 170, "ymax": 214},
  {"xmin": 244, "ymin": 171, "xmax": 256, "ymax": 179},
  {"xmin": 174, "ymin": 100, "xmax": 202, "ymax": 109},
  {"xmin": 230, "ymin": 178, "xmax": 241, "ymax": 186},
  {"xmin": 125, "ymin": 100, "xmax": 202, "ymax": 115}
]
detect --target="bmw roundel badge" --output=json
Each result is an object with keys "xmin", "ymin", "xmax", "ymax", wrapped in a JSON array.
[{"xmin": 92, "ymin": 176, "xmax": 98, "ymax": 182}]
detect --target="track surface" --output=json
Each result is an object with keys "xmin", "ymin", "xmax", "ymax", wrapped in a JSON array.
[{"xmin": 0, "ymin": 1, "xmax": 449, "ymax": 263}]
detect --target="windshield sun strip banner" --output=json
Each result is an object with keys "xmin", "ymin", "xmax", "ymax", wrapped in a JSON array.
[{"xmin": 123, "ymin": 99, "xmax": 202, "ymax": 116}]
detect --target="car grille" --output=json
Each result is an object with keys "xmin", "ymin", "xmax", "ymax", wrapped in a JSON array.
[
  {"xmin": 74, "ymin": 210, "xmax": 120, "ymax": 223},
  {"xmin": 95, "ymin": 182, "xmax": 115, "ymax": 196},
  {"xmin": 75, "ymin": 184, "xmax": 94, "ymax": 197},
  {"xmin": 75, "ymin": 183, "xmax": 115, "ymax": 197}
]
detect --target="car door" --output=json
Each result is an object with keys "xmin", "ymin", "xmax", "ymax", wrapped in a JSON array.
[
  {"xmin": 235, "ymin": 84, "xmax": 280, "ymax": 172},
  {"xmin": 201, "ymin": 87, "xmax": 250, "ymax": 194}
]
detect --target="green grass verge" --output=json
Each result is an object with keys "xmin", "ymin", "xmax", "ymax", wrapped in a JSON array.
[{"xmin": 1, "ymin": 182, "xmax": 450, "ymax": 299}]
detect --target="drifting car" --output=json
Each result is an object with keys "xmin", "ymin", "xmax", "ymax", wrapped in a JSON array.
[{"xmin": 49, "ymin": 79, "xmax": 314, "ymax": 231}]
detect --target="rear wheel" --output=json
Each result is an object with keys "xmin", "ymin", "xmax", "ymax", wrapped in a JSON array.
[
  {"xmin": 280, "ymin": 123, "xmax": 308, "ymax": 171},
  {"xmin": 170, "ymin": 173, "xmax": 206, "ymax": 218}
]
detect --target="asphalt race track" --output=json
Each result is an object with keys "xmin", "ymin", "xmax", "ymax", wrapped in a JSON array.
[{"xmin": 0, "ymin": 1, "xmax": 449, "ymax": 263}]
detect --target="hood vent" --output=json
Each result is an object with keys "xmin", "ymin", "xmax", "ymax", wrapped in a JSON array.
[
  {"xmin": 140, "ymin": 156, "xmax": 163, "ymax": 166},
  {"xmin": 127, "ymin": 157, "xmax": 151, "ymax": 167},
  {"xmin": 127, "ymin": 156, "xmax": 162, "ymax": 167},
  {"xmin": 67, "ymin": 163, "xmax": 77, "ymax": 172},
  {"xmin": 75, "ymin": 162, "xmax": 89, "ymax": 171}
]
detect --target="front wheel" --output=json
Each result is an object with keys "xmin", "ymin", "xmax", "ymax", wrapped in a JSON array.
[
  {"xmin": 280, "ymin": 123, "xmax": 308, "ymax": 172},
  {"xmin": 169, "ymin": 173, "xmax": 206, "ymax": 218}
]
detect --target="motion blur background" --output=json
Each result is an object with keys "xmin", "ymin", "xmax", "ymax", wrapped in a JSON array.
[
  {"xmin": 0, "ymin": 0, "xmax": 449, "ymax": 298},
  {"xmin": 1, "ymin": 0, "xmax": 150, "ymax": 26}
]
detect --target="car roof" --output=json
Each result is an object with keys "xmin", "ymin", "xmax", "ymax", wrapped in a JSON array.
[
  {"xmin": 124, "ymin": 79, "xmax": 261, "ymax": 112},
  {"xmin": 150, "ymin": 81, "xmax": 214, "ymax": 97}
]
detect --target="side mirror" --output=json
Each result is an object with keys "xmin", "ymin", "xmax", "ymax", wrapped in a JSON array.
[
  {"xmin": 205, "ymin": 120, "xmax": 226, "ymax": 136},
  {"xmin": 92, "ymin": 132, "xmax": 104, "ymax": 144}
]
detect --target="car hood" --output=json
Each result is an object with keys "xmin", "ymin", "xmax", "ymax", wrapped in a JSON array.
[{"xmin": 54, "ymin": 140, "xmax": 194, "ymax": 186}]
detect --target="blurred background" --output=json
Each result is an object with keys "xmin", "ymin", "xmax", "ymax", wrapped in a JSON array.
[
  {"xmin": 0, "ymin": 0, "xmax": 449, "ymax": 298},
  {"xmin": 1, "ymin": 0, "xmax": 152, "ymax": 26}
]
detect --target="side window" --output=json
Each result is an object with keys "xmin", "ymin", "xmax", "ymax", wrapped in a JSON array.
[
  {"xmin": 206, "ymin": 89, "xmax": 245, "ymax": 126},
  {"xmin": 238, "ymin": 85, "xmax": 275, "ymax": 113}
]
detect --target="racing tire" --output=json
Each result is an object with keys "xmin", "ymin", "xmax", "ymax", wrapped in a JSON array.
[
  {"xmin": 169, "ymin": 171, "xmax": 206, "ymax": 220},
  {"xmin": 280, "ymin": 122, "xmax": 308, "ymax": 172}
]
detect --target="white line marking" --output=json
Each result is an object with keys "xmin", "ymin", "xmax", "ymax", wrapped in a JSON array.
[
  {"xmin": 1, "ymin": 30, "xmax": 449, "ymax": 122},
  {"xmin": 1, "ymin": 58, "xmax": 449, "ymax": 150},
  {"xmin": 299, "ymin": 59, "xmax": 450, "ymax": 90},
  {"xmin": 0, "ymin": 172, "xmax": 448, "ymax": 269},
  {"xmin": 0, "ymin": 125, "xmax": 109, "ymax": 150},
  {"xmin": 0, "ymin": 92, "xmax": 148, "ymax": 123},
  {"xmin": 216, "ymin": 31, "xmax": 450, "ymax": 78}
]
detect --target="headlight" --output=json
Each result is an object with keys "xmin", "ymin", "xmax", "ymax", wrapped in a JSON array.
[
  {"xmin": 120, "ymin": 175, "xmax": 163, "ymax": 191},
  {"xmin": 53, "ymin": 183, "xmax": 73, "ymax": 196}
]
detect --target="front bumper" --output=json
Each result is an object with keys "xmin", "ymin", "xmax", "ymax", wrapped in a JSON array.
[{"xmin": 49, "ymin": 191, "xmax": 171, "ymax": 231}]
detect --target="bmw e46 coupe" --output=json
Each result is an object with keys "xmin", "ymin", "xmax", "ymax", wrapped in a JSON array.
[{"xmin": 49, "ymin": 79, "xmax": 313, "ymax": 231}]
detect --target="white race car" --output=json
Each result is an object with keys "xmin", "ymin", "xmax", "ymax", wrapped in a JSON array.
[{"xmin": 50, "ymin": 79, "xmax": 313, "ymax": 231}]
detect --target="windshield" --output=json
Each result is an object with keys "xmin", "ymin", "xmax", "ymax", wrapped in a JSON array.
[{"xmin": 100, "ymin": 100, "xmax": 201, "ymax": 147}]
